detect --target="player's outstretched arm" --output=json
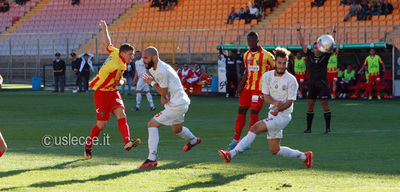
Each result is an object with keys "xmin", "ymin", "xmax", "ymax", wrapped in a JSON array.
[
  {"xmin": 99, "ymin": 20, "xmax": 112, "ymax": 46},
  {"xmin": 296, "ymin": 21, "xmax": 307, "ymax": 53}
]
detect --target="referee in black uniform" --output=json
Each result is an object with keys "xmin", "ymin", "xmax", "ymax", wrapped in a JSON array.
[{"xmin": 296, "ymin": 21, "xmax": 334, "ymax": 134}]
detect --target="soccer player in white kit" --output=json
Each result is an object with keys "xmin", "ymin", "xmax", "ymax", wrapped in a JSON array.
[
  {"xmin": 131, "ymin": 50, "xmax": 156, "ymax": 111},
  {"xmin": 138, "ymin": 47, "xmax": 201, "ymax": 168},
  {"xmin": 218, "ymin": 47, "xmax": 313, "ymax": 168}
]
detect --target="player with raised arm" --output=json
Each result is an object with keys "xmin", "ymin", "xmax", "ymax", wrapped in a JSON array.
[
  {"xmin": 138, "ymin": 47, "xmax": 201, "ymax": 168},
  {"xmin": 218, "ymin": 47, "xmax": 313, "ymax": 168},
  {"xmin": 296, "ymin": 21, "xmax": 333, "ymax": 134},
  {"xmin": 84, "ymin": 20, "xmax": 141, "ymax": 159},
  {"xmin": 131, "ymin": 50, "xmax": 156, "ymax": 111},
  {"xmin": 226, "ymin": 31, "xmax": 275, "ymax": 152}
]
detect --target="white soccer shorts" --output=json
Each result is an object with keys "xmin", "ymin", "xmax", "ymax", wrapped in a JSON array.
[
  {"xmin": 153, "ymin": 105, "xmax": 189, "ymax": 126},
  {"xmin": 136, "ymin": 78, "xmax": 150, "ymax": 92},
  {"xmin": 263, "ymin": 113, "xmax": 292, "ymax": 139}
]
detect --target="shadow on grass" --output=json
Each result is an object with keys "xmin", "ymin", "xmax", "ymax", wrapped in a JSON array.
[
  {"xmin": 0, "ymin": 159, "xmax": 82, "ymax": 179},
  {"xmin": 0, "ymin": 161, "xmax": 187, "ymax": 191},
  {"xmin": 166, "ymin": 172, "xmax": 258, "ymax": 192}
]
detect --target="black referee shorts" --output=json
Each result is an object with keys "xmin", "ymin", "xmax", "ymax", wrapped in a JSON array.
[{"xmin": 307, "ymin": 79, "xmax": 330, "ymax": 100}]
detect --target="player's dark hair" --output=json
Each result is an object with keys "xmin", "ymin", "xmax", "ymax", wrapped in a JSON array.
[
  {"xmin": 136, "ymin": 50, "xmax": 141, "ymax": 53},
  {"xmin": 247, "ymin": 31, "xmax": 259, "ymax": 40},
  {"xmin": 274, "ymin": 47, "xmax": 291, "ymax": 61},
  {"xmin": 313, "ymin": 42, "xmax": 317, "ymax": 45},
  {"xmin": 119, "ymin": 43, "xmax": 134, "ymax": 53}
]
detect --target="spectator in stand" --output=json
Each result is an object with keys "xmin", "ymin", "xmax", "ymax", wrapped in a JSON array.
[
  {"xmin": 236, "ymin": 8, "xmax": 245, "ymax": 20},
  {"xmin": 78, "ymin": 53, "xmax": 95, "ymax": 93},
  {"xmin": 311, "ymin": 0, "xmax": 325, "ymax": 7},
  {"xmin": 70, "ymin": 53, "xmax": 83, "ymax": 93},
  {"xmin": 344, "ymin": 1, "xmax": 360, "ymax": 21},
  {"xmin": 16, "ymin": 0, "xmax": 28, "ymax": 6},
  {"xmin": 226, "ymin": 7, "xmax": 237, "ymax": 24},
  {"xmin": 338, "ymin": 64, "xmax": 356, "ymax": 99},
  {"xmin": 185, "ymin": 64, "xmax": 202, "ymax": 95},
  {"xmin": 160, "ymin": 0, "xmax": 168, "ymax": 11},
  {"xmin": 71, "ymin": 0, "xmax": 80, "ymax": 6},
  {"xmin": 174, "ymin": 63, "xmax": 182, "ymax": 80},
  {"xmin": 339, "ymin": 0, "xmax": 351, "ymax": 6},
  {"xmin": 0, "ymin": 1, "xmax": 10, "ymax": 13},
  {"xmin": 167, "ymin": 0, "xmax": 176, "ymax": 11},
  {"xmin": 245, "ymin": 1, "xmax": 260, "ymax": 24},
  {"xmin": 357, "ymin": 0, "xmax": 370, "ymax": 21},
  {"xmin": 181, "ymin": 64, "xmax": 192, "ymax": 90},
  {"xmin": 369, "ymin": 1, "xmax": 382, "ymax": 19},
  {"xmin": 381, "ymin": 0, "xmax": 393, "ymax": 15},
  {"xmin": 53, "ymin": 53, "xmax": 66, "ymax": 93}
]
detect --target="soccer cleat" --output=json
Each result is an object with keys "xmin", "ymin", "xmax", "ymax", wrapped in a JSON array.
[
  {"xmin": 84, "ymin": 148, "xmax": 92, "ymax": 160},
  {"xmin": 303, "ymin": 129, "xmax": 312, "ymax": 134},
  {"xmin": 377, "ymin": 96, "xmax": 381, "ymax": 100},
  {"xmin": 368, "ymin": 96, "xmax": 372, "ymax": 100},
  {"xmin": 183, "ymin": 137, "xmax": 201, "ymax": 152},
  {"xmin": 324, "ymin": 129, "xmax": 331, "ymax": 134},
  {"xmin": 124, "ymin": 139, "xmax": 141, "ymax": 151},
  {"xmin": 227, "ymin": 140, "xmax": 238, "ymax": 151},
  {"xmin": 342, "ymin": 93, "xmax": 346, "ymax": 98},
  {"xmin": 149, "ymin": 106, "xmax": 156, "ymax": 111},
  {"xmin": 350, "ymin": 94, "xmax": 358, "ymax": 99},
  {"xmin": 360, "ymin": 93, "xmax": 366, "ymax": 98},
  {"xmin": 218, "ymin": 150, "xmax": 232, "ymax": 163},
  {"xmin": 331, "ymin": 94, "xmax": 335, "ymax": 99},
  {"xmin": 131, "ymin": 107, "xmax": 140, "ymax": 111},
  {"xmin": 303, "ymin": 151, "xmax": 313, "ymax": 168},
  {"xmin": 238, "ymin": 145, "xmax": 251, "ymax": 154},
  {"xmin": 138, "ymin": 159, "xmax": 158, "ymax": 168}
]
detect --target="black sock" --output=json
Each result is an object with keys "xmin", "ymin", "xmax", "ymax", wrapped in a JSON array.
[
  {"xmin": 324, "ymin": 110, "xmax": 331, "ymax": 130},
  {"xmin": 307, "ymin": 111, "xmax": 314, "ymax": 130}
]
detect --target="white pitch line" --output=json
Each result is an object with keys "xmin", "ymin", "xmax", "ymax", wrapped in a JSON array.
[{"xmin": 7, "ymin": 129, "xmax": 396, "ymax": 152}]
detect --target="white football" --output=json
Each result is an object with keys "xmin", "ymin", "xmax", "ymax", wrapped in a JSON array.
[{"xmin": 317, "ymin": 35, "xmax": 335, "ymax": 52}]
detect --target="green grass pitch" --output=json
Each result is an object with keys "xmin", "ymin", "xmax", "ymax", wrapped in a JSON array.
[{"xmin": 0, "ymin": 91, "xmax": 399, "ymax": 191}]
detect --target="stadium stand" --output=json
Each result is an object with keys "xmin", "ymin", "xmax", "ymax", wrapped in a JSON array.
[
  {"xmin": 0, "ymin": 0, "xmax": 146, "ymax": 56},
  {"xmin": 0, "ymin": 0, "xmax": 40, "ymax": 33}
]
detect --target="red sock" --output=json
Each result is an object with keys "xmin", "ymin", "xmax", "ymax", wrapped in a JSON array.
[
  {"xmin": 234, "ymin": 114, "xmax": 246, "ymax": 141},
  {"xmin": 118, "ymin": 118, "xmax": 130, "ymax": 144},
  {"xmin": 0, "ymin": 151, "xmax": 3, "ymax": 157},
  {"xmin": 376, "ymin": 81, "xmax": 381, "ymax": 95},
  {"xmin": 368, "ymin": 83, "xmax": 373, "ymax": 96},
  {"xmin": 248, "ymin": 113, "xmax": 259, "ymax": 131},
  {"xmin": 86, "ymin": 124, "xmax": 101, "ymax": 149}
]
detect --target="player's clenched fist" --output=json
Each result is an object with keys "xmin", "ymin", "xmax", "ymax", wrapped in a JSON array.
[{"xmin": 99, "ymin": 20, "xmax": 107, "ymax": 31}]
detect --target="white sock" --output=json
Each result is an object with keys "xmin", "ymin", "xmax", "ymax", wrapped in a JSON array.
[
  {"xmin": 146, "ymin": 92, "xmax": 155, "ymax": 108},
  {"xmin": 177, "ymin": 127, "xmax": 197, "ymax": 144},
  {"xmin": 277, "ymin": 146, "xmax": 306, "ymax": 160},
  {"xmin": 147, "ymin": 127, "xmax": 159, "ymax": 161},
  {"xmin": 231, "ymin": 131, "xmax": 256, "ymax": 158},
  {"xmin": 136, "ymin": 93, "xmax": 142, "ymax": 108}
]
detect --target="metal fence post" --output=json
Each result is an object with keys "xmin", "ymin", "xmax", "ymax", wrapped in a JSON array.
[
  {"xmin": 95, "ymin": 37, "xmax": 99, "ymax": 64},
  {"xmin": 188, "ymin": 35, "xmax": 191, "ymax": 64}
]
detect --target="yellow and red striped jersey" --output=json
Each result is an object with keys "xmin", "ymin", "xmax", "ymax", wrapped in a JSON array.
[
  {"xmin": 89, "ymin": 45, "xmax": 127, "ymax": 91},
  {"xmin": 243, "ymin": 45, "xmax": 275, "ymax": 91}
]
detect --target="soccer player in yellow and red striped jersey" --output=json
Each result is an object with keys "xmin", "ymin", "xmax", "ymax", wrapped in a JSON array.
[
  {"xmin": 227, "ymin": 32, "xmax": 275, "ymax": 152},
  {"xmin": 84, "ymin": 20, "xmax": 141, "ymax": 159},
  {"xmin": 293, "ymin": 52, "xmax": 307, "ymax": 98},
  {"xmin": 358, "ymin": 48, "xmax": 385, "ymax": 100}
]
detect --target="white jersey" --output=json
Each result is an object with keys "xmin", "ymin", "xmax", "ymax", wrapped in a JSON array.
[
  {"xmin": 149, "ymin": 60, "xmax": 190, "ymax": 108},
  {"xmin": 262, "ymin": 70, "xmax": 298, "ymax": 114},
  {"xmin": 135, "ymin": 58, "xmax": 147, "ymax": 77}
]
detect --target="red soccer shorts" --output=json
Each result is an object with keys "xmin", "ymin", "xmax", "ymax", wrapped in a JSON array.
[
  {"xmin": 295, "ymin": 74, "xmax": 305, "ymax": 85},
  {"xmin": 327, "ymin": 72, "xmax": 338, "ymax": 84},
  {"xmin": 239, "ymin": 89, "xmax": 264, "ymax": 111},
  {"xmin": 368, "ymin": 74, "xmax": 380, "ymax": 84},
  {"xmin": 94, "ymin": 90, "xmax": 125, "ymax": 121}
]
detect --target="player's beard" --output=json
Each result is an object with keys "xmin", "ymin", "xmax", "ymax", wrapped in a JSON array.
[
  {"xmin": 146, "ymin": 58, "xmax": 155, "ymax": 69},
  {"xmin": 276, "ymin": 67, "xmax": 286, "ymax": 75}
]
